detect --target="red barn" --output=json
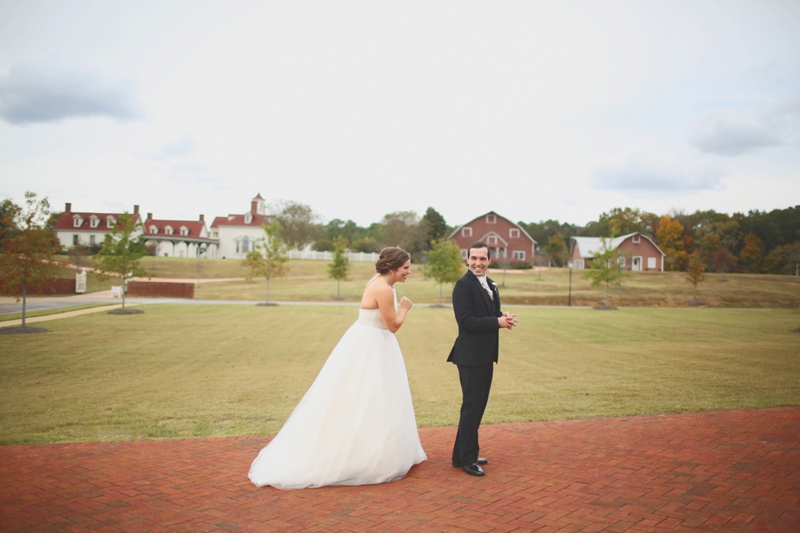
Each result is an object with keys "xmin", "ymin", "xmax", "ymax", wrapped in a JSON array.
[
  {"xmin": 570, "ymin": 233, "xmax": 665, "ymax": 271},
  {"xmin": 448, "ymin": 211, "xmax": 536, "ymax": 263}
]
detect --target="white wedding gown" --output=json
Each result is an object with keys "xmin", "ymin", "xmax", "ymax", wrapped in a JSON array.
[{"xmin": 248, "ymin": 287, "xmax": 427, "ymax": 490}]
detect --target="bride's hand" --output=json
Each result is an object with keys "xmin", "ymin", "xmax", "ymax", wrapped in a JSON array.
[{"xmin": 400, "ymin": 296, "xmax": 413, "ymax": 310}]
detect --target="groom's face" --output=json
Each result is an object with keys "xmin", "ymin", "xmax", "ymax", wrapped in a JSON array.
[{"xmin": 467, "ymin": 247, "xmax": 490, "ymax": 277}]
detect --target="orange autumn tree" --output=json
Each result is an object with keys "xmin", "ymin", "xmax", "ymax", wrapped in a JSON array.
[
  {"xmin": 740, "ymin": 234, "xmax": 764, "ymax": 273},
  {"xmin": 655, "ymin": 215, "xmax": 687, "ymax": 271}
]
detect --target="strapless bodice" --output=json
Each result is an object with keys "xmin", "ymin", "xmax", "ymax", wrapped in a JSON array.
[{"xmin": 357, "ymin": 308, "xmax": 387, "ymax": 330}]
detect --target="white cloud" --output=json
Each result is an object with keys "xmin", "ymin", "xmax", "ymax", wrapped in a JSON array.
[
  {"xmin": 687, "ymin": 95, "xmax": 800, "ymax": 156},
  {"xmin": 0, "ymin": 60, "xmax": 143, "ymax": 125},
  {"xmin": 594, "ymin": 142, "xmax": 725, "ymax": 193}
]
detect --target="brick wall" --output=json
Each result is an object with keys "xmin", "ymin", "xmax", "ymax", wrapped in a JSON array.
[
  {"xmin": 0, "ymin": 278, "xmax": 76, "ymax": 295},
  {"xmin": 127, "ymin": 281, "xmax": 195, "ymax": 299}
]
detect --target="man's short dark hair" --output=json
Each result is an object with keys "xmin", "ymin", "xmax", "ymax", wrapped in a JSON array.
[{"xmin": 468, "ymin": 241, "xmax": 491, "ymax": 259}]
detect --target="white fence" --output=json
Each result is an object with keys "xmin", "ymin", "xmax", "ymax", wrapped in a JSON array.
[{"xmin": 287, "ymin": 250, "xmax": 380, "ymax": 262}]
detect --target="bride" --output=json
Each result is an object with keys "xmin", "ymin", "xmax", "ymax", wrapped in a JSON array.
[{"xmin": 248, "ymin": 247, "xmax": 427, "ymax": 489}]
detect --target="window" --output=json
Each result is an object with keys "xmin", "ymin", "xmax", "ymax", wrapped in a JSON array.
[
  {"xmin": 165, "ymin": 226, "xmax": 174, "ymax": 235},
  {"xmin": 245, "ymin": 214, "xmax": 253, "ymax": 224},
  {"xmin": 242, "ymin": 236, "xmax": 250, "ymax": 253},
  {"xmin": 647, "ymin": 257, "xmax": 657, "ymax": 269},
  {"xmin": 486, "ymin": 214, "xmax": 496, "ymax": 224},
  {"xmin": 150, "ymin": 226, "xmax": 158, "ymax": 234},
  {"xmin": 487, "ymin": 235, "xmax": 497, "ymax": 245},
  {"xmin": 633, "ymin": 234, "xmax": 641, "ymax": 244},
  {"xmin": 462, "ymin": 227, "xmax": 472, "ymax": 237},
  {"xmin": 90, "ymin": 216, "xmax": 99, "ymax": 228},
  {"xmin": 461, "ymin": 249, "xmax": 468, "ymax": 259},
  {"xmin": 107, "ymin": 217, "xmax": 115, "ymax": 228},
  {"xmin": 73, "ymin": 235, "xmax": 79, "ymax": 245},
  {"xmin": 180, "ymin": 226, "xmax": 189, "ymax": 236},
  {"xmin": 73, "ymin": 216, "xmax": 82, "ymax": 227},
  {"xmin": 90, "ymin": 235, "xmax": 96, "ymax": 245},
  {"xmin": 513, "ymin": 250, "xmax": 525, "ymax": 260},
  {"xmin": 509, "ymin": 228, "xmax": 520, "ymax": 239},
  {"xmin": 618, "ymin": 257, "xmax": 626, "ymax": 267}
]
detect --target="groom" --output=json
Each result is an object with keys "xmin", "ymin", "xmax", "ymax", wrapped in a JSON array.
[{"xmin": 448, "ymin": 241, "xmax": 517, "ymax": 477}]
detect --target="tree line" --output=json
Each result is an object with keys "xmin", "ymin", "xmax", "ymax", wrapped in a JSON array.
[{"xmin": 518, "ymin": 206, "xmax": 800, "ymax": 275}]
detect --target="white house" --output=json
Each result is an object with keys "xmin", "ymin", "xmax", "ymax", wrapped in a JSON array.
[
  {"xmin": 142, "ymin": 213, "xmax": 218, "ymax": 258},
  {"xmin": 54, "ymin": 203, "xmax": 143, "ymax": 250},
  {"xmin": 210, "ymin": 194, "xmax": 271, "ymax": 259}
]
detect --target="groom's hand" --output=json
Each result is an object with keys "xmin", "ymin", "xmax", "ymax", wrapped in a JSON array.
[{"xmin": 502, "ymin": 312, "xmax": 518, "ymax": 330}]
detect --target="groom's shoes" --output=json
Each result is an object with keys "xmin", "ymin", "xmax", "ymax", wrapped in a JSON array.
[
  {"xmin": 452, "ymin": 457, "xmax": 488, "ymax": 468},
  {"xmin": 462, "ymin": 462, "xmax": 485, "ymax": 477}
]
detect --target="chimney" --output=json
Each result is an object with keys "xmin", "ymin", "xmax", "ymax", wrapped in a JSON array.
[
  {"xmin": 65, "ymin": 202, "xmax": 72, "ymax": 213},
  {"xmin": 251, "ymin": 200, "xmax": 258, "ymax": 214},
  {"xmin": 199, "ymin": 214, "xmax": 204, "ymax": 222},
  {"xmin": 133, "ymin": 205, "xmax": 140, "ymax": 215},
  {"xmin": 147, "ymin": 213, "xmax": 153, "ymax": 220}
]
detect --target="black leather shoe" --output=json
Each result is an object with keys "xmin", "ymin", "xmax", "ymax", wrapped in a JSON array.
[
  {"xmin": 462, "ymin": 463, "xmax": 485, "ymax": 477},
  {"xmin": 453, "ymin": 457, "xmax": 488, "ymax": 468}
]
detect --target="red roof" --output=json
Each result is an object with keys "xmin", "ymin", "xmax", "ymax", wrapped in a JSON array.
[
  {"xmin": 210, "ymin": 213, "xmax": 269, "ymax": 228},
  {"xmin": 54, "ymin": 211, "xmax": 141, "ymax": 232},
  {"xmin": 143, "ymin": 219, "xmax": 208, "ymax": 238}
]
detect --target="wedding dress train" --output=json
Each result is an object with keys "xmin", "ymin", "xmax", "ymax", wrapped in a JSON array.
[{"xmin": 248, "ymin": 297, "xmax": 426, "ymax": 489}]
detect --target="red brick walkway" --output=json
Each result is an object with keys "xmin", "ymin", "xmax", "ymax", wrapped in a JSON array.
[{"xmin": 2, "ymin": 408, "xmax": 798, "ymax": 532}]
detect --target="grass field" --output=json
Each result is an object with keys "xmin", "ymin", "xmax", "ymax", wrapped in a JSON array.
[
  {"xmin": 1, "ymin": 304, "xmax": 798, "ymax": 445},
  {"xmin": 51, "ymin": 255, "xmax": 800, "ymax": 308}
]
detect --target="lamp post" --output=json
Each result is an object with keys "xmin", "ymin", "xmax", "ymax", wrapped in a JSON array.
[{"xmin": 567, "ymin": 260, "xmax": 573, "ymax": 307}]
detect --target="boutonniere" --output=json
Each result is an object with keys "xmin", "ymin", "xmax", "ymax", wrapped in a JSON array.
[{"xmin": 490, "ymin": 281, "xmax": 498, "ymax": 291}]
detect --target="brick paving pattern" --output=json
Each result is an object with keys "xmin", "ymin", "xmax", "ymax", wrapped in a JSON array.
[{"xmin": 1, "ymin": 407, "xmax": 798, "ymax": 532}]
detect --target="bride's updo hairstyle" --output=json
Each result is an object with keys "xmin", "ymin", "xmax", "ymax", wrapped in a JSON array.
[{"xmin": 375, "ymin": 247, "xmax": 410, "ymax": 274}]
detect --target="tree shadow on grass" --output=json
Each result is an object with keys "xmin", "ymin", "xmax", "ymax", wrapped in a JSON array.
[{"xmin": 0, "ymin": 326, "xmax": 49, "ymax": 334}]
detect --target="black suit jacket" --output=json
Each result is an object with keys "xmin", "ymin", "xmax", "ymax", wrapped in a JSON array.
[{"xmin": 447, "ymin": 270, "xmax": 502, "ymax": 366}]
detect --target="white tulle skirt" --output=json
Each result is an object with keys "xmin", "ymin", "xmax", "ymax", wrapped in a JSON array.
[{"xmin": 248, "ymin": 309, "xmax": 427, "ymax": 490}]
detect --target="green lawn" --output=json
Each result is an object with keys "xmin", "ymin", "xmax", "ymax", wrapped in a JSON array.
[
  {"xmin": 53, "ymin": 255, "xmax": 800, "ymax": 308},
  {"xmin": 1, "ymin": 304, "xmax": 798, "ymax": 445}
]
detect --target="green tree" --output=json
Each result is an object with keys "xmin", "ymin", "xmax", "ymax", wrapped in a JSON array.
[
  {"xmin": 545, "ymin": 232, "xmax": 569, "ymax": 267},
  {"xmin": 685, "ymin": 252, "xmax": 706, "ymax": 302},
  {"xmin": 68, "ymin": 243, "xmax": 90, "ymax": 273},
  {"xmin": 255, "ymin": 222, "xmax": 289, "ymax": 305},
  {"xmin": 423, "ymin": 239, "xmax": 464, "ymax": 305},
  {"xmin": 268, "ymin": 200, "xmax": 321, "ymax": 250},
  {"xmin": 327, "ymin": 236, "xmax": 350, "ymax": 299},
  {"xmin": 243, "ymin": 250, "xmax": 264, "ymax": 282},
  {"xmin": 0, "ymin": 192, "xmax": 62, "ymax": 329},
  {"xmin": 378, "ymin": 211, "xmax": 426, "ymax": 258},
  {"xmin": 582, "ymin": 234, "xmax": 625, "ymax": 308},
  {"xmin": 421, "ymin": 207, "xmax": 448, "ymax": 243},
  {"xmin": 94, "ymin": 212, "xmax": 149, "ymax": 311}
]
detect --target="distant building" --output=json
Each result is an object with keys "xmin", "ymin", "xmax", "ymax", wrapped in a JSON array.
[
  {"xmin": 448, "ymin": 211, "xmax": 537, "ymax": 262},
  {"xmin": 210, "ymin": 194, "xmax": 271, "ymax": 259},
  {"xmin": 142, "ymin": 213, "xmax": 218, "ymax": 258},
  {"xmin": 53, "ymin": 203, "xmax": 143, "ymax": 250},
  {"xmin": 570, "ymin": 233, "xmax": 665, "ymax": 271}
]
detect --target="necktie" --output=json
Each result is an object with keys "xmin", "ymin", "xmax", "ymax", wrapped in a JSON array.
[{"xmin": 479, "ymin": 277, "xmax": 493, "ymax": 300}]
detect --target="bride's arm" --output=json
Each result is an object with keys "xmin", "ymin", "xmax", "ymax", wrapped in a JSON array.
[{"xmin": 376, "ymin": 286, "xmax": 412, "ymax": 333}]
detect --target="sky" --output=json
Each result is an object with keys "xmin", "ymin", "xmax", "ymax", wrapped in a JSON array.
[{"xmin": 1, "ymin": 0, "xmax": 798, "ymax": 228}]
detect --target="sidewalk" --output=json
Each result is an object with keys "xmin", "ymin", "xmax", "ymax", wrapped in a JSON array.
[{"xmin": 2, "ymin": 407, "xmax": 798, "ymax": 532}]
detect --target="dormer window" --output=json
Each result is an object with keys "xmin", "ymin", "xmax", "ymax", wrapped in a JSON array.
[
  {"xmin": 150, "ymin": 226, "xmax": 158, "ymax": 234},
  {"xmin": 73, "ymin": 215, "xmax": 83, "ymax": 227},
  {"xmin": 106, "ymin": 216, "xmax": 116, "ymax": 228},
  {"xmin": 165, "ymin": 226, "xmax": 174, "ymax": 235},
  {"xmin": 90, "ymin": 215, "xmax": 100, "ymax": 228},
  {"xmin": 180, "ymin": 226, "xmax": 189, "ymax": 236},
  {"xmin": 633, "ymin": 234, "xmax": 641, "ymax": 244},
  {"xmin": 486, "ymin": 214, "xmax": 496, "ymax": 224},
  {"xmin": 245, "ymin": 213, "xmax": 253, "ymax": 224}
]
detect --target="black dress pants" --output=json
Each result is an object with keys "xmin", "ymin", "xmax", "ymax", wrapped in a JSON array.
[{"xmin": 452, "ymin": 363, "xmax": 494, "ymax": 467}]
